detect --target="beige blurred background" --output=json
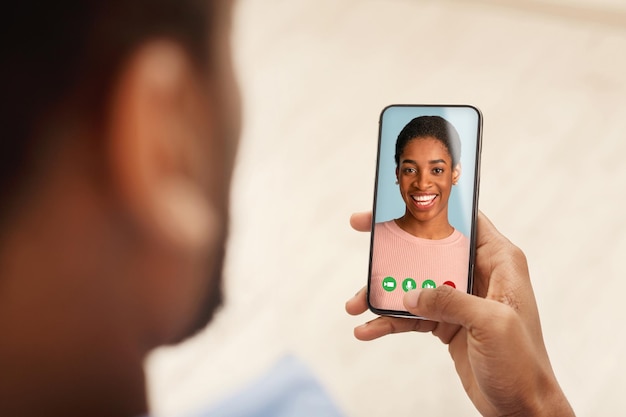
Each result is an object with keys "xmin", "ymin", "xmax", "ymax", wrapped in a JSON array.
[{"xmin": 146, "ymin": 0, "xmax": 626, "ymax": 415}]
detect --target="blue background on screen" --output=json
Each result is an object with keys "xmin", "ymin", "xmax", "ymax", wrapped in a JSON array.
[{"xmin": 374, "ymin": 105, "xmax": 480, "ymax": 237}]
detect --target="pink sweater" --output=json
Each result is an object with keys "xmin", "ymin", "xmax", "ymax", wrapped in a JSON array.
[{"xmin": 370, "ymin": 220, "xmax": 470, "ymax": 313}]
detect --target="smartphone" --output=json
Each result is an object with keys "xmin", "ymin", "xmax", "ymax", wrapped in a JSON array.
[{"xmin": 367, "ymin": 105, "xmax": 482, "ymax": 317}]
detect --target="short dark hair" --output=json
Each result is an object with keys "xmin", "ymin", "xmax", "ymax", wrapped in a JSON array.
[
  {"xmin": 394, "ymin": 115, "xmax": 461, "ymax": 167},
  {"xmin": 1, "ymin": 0, "xmax": 215, "ymax": 226}
]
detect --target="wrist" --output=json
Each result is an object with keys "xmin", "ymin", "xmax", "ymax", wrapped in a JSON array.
[{"xmin": 522, "ymin": 374, "xmax": 575, "ymax": 417}]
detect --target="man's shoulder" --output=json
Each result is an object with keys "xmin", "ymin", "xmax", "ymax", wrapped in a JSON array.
[{"xmin": 168, "ymin": 355, "xmax": 346, "ymax": 417}]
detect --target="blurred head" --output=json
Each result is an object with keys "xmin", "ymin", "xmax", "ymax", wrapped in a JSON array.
[
  {"xmin": 1, "ymin": 0, "xmax": 240, "ymax": 349},
  {"xmin": 394, "ymin": 116, "xmax": 461, "ymax": 227}
]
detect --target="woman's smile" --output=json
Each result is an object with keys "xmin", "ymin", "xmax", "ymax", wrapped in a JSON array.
[{"xmin": 411, "ymin": 193, "xmax": 438, "ymax": 209}]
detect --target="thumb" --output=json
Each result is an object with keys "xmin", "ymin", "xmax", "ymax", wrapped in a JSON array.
[{"xmin": 403, "ymin": 285, "xmax": 493, "ymax": 328}]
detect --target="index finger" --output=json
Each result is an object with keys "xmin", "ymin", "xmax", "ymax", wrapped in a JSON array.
[{"xmin": 345, "ymin": 287, "xmax": 368, "ymax": 315}]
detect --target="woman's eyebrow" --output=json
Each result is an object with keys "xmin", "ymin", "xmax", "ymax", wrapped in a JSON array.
[
  {"xmin": 401, "ymin": 158, "xmax": 448, "ymax": 165},
  {"xmin": 401, "ymin": 159, "xmax": 447, "ymax": 165}
]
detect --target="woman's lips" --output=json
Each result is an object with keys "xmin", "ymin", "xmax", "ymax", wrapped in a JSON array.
[{"xmin": 411, "ymin": 194, "xmax": 437, "ymax": 208}]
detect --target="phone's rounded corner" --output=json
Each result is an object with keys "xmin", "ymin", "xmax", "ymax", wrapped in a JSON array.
[
  {"xmin": 365, "ymin": 289, "xmax": 378, "ymax": 314},
  {"xmin": 466, "ymin": 104, "xmax": 483, "ymax": 117},
  {"xmin": 367, "ymin": 305, "xmax": 384, "ymax": 317},
  {"xmin": 365, "ymin": 291, "xmax": 387, "ymax": 317},
  {"xmin": 379, "ymin": 104, "xmax": 400, "ymax": 121},
  {"xmin": 366, "ymin": 296, "xmax": 421, "ymax": 319},
  {"xmin": 455, "ymin": 103, "xmax": 481, "ymax": 118}
]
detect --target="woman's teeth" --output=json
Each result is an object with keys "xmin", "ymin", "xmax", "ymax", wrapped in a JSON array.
[{"xmin": 412, "ymin": 194, "xmax": 436, "ymax": 205}]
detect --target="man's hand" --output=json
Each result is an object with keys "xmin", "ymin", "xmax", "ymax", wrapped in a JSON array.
[{"xmin": 345, "ymin": 212, "xmax": 574, "ymax": 416}]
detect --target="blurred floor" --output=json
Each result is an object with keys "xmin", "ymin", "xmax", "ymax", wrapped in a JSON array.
[{"xmin": 145, "ymin": 0, "xmax": 626, "ymax": 416}]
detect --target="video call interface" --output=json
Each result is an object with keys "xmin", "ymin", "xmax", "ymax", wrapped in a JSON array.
[{"xmin": 368, "ymin": 105, "xmax": 481, "ymax": 315}]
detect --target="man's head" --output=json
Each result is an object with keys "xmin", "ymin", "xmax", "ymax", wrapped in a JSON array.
[{"xmin": 1, "ymin": 0, "xmax": 239, "ymax": 353}]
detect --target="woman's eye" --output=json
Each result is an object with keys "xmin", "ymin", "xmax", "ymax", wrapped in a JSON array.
[
  {"xmin": 403, "ymin": 168, "xmax": 416, "ymax": 174},
  {"xmin": 433, "ymin": 167, "xmax": 444, "ymax": 175}
]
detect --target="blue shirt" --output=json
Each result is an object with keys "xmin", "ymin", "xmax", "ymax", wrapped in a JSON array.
[{"xmin": 159, "ymin": 355, "xmax": 346, "ymax": 417}]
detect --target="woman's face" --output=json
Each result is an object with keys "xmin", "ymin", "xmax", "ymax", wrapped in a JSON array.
[{"xmin": 396, "ymin": 137, "xmax": 461, "ymax": 225}]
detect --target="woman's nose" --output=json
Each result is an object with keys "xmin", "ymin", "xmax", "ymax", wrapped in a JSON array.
[{"xmin": 414, "ymin": 173, "xmax": 432, "ymax": 190}]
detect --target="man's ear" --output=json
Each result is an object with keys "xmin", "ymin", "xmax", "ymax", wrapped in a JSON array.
[{"xmin": 107, "ymin": 40, "xmax": 218, "ymax": 249}]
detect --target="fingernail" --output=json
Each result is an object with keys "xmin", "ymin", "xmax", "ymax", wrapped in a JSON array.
[{"xmin": 404, "ymin": 289, "xmax": 421, "ymax": 308}]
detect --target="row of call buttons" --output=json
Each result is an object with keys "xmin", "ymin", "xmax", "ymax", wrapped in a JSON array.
[{"xmin": 381, "ymin": 276, "xmax": 456, "ymax": 292}]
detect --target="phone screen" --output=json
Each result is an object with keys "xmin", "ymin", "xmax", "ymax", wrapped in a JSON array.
[{"xmin": 368, "ymin": 105, "xmax": 482, "ymax": 317}]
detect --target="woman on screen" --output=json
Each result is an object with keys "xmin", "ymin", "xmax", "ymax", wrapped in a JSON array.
[{"xmin": 370, "ymin": 116, "xmax": 470, "ymax": 313}]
